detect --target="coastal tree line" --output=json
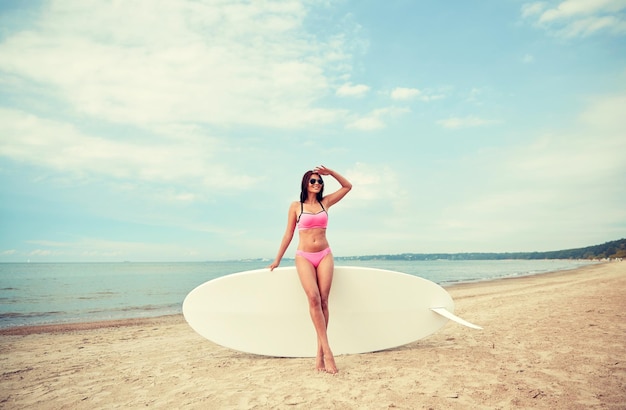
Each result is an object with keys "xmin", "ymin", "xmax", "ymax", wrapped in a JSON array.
[{"xmin": 337, "ymin": 238, "xmax": 626, "ymax": 261}]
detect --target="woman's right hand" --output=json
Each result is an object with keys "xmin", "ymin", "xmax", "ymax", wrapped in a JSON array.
[{"xmin": 268, "ymin": 260, "xmax": 280, "ymax": 271}]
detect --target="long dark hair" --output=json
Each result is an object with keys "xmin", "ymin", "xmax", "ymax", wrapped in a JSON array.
[{"xmin": 300, "ymin": 170, "xmax": 324, "ymax": 203}]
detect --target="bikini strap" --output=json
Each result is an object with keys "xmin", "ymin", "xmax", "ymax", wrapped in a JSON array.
[
  {"xmin": 319, "ymin": 201, "xmax": 326, "ymax": 211},
  {"xmin": 297, "ymin": 201, "xmax": 303, "ymax": 223}
]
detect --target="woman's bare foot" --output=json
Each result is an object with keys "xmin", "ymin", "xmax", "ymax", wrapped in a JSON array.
[
  {"xmin": 315, "ymin": 351, "xmax": 326, "ymax": 372},
  {"xmin": 323, "ymin": 350, "xmax": 338, "ymax": 374}
]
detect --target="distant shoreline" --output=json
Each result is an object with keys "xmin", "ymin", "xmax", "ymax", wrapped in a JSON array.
[{"xmin": 0, "ymin": 237, "xmax": 624, "ymax": 264}]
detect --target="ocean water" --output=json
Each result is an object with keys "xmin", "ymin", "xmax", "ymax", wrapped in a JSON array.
[{"xmin": 0, "ymin": 259, "xmax": 596, "ymax": 329}]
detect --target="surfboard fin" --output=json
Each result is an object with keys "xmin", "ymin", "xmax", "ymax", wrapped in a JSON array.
[{"xmin": 431, "ymin": 307, "xmax": 482, "ymax": 330}]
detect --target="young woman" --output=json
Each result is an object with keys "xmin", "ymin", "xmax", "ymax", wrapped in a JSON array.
[{"xmin": 268, "ymin": 165, "xmax": 352, "ymax": 374}]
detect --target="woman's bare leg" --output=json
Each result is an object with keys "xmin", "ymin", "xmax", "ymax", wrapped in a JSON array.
[
  {"xmin": 296, "ymin": 253, "xmax": 337, "ymax": 373},
  {"xmin": 315, "ymin": 253, "xmax": 336, "ymax": 373}
]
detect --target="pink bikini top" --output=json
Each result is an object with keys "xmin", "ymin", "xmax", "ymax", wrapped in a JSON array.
[{"xmin": 297, "ymin": 202, "xmax": 328, "ymax": 230}]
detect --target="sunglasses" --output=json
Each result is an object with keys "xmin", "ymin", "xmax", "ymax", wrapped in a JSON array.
[{"xmin": 309, "ymin": 178, "xmax": 324, "ymax": 185}]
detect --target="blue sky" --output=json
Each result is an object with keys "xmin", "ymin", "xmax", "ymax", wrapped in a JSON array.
[{"xmin": 1, "ymin": 0, "xmax": 625, "ymax": 262}]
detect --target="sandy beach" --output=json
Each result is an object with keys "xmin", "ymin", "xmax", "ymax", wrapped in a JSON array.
[{"xmin": 1, "ymin": 262, "xmax": 624, "ymax": 409}]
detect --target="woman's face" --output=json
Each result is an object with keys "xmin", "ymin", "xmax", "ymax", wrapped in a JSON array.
[{"xmin": 307, "ymin": 173, "xmax": 324, "ymax": 193}]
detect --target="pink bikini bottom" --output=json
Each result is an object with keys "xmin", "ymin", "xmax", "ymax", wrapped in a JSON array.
[{"xmin": 296, "ymin": 247, "xmax": 332, "ymax": 268}]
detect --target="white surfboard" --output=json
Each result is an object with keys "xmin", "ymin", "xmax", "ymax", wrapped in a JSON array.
[{"xmin": 183, "ymin": 266, "xmax": 481, "ymax": 357}]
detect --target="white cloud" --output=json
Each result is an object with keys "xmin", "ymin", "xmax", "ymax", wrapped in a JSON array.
[
  {"xmin": 346, "ymin": 107, "xmax": 410, "ymax": 131},
  {"xmin": 336, "ymin": 82, "xmax": 370, "ymax": 97},
  {"xmin": 28, "ymin": 249, "xmax": 56, "ymax": 257},
  {"xmin": 346, "ymin": 115, "xmax": 385, "ymax": 131},
  {"xmin": 0, "ymin": 0, "xmax": 356, "ymax": 129},
  {"xmin": 390, "ymin": 87, "xmax": 444, "ymax": 102},
  {"xmin": 466, "ymin": 88, "xmax": 484, "ymax": 104},
  {"xmin": 22, "ymin": 237, "xmax": 199, "ymax": 260},
  {"xmin": 342, "ymin": 162, "xmax": 408, "ymax": 213},
  {"xmin": 522, "ymin": 53, "xmax": 535, "ymax": 63},
  {"xmin": 556, "ymin": 15, "xmax": 625, "ymax": 37},
  {"xmin": 420, "ymin": 94, "xmax": 445, "ymax": 102},
  {"xmin": 390, "ymin": 87, "xmax": 420, "ymax": 100},
  {"xmin": 436, "ymin": 116, "xmax": 497, "ymax": 129},
  {"xmin": 522, "ymin": 0, "xmax": 626, "ymax": 37},
  {"xmin": 579, "ymin": 93, "xmax": 626, "ymax": 131},
  {"xmin": 0, "ymin": 108, "xmax": 257, "ymax": 192},
  {"xmin": 538, "ymin": 0, "xmax": 625, "ymax": 22},
  {"xmin": 521, "ymin": 2, "xmax": 547, "ymax": 18}
]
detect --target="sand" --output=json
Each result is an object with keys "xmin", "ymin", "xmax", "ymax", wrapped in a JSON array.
[{"xmin": 1, "ymin": 261, "xmax": 624, "ymax": 409}]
